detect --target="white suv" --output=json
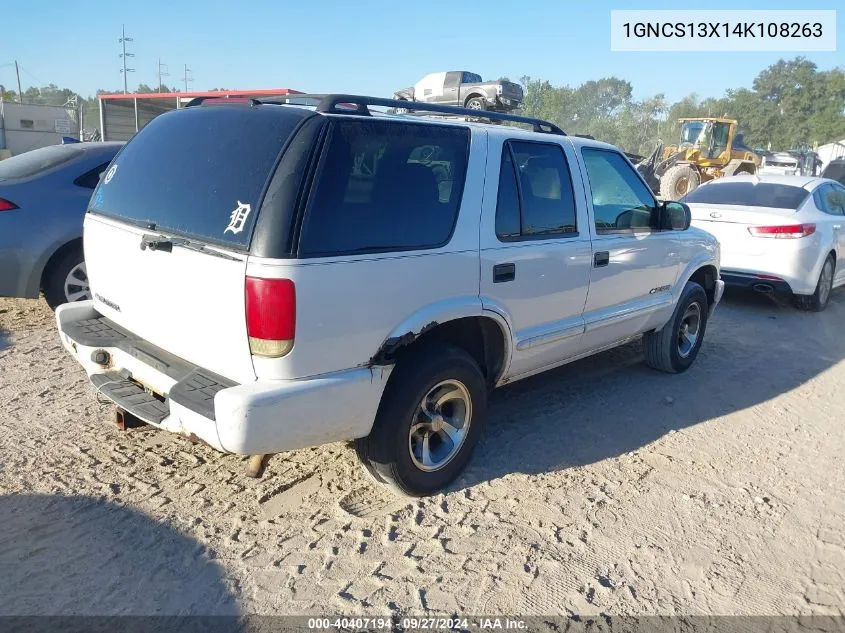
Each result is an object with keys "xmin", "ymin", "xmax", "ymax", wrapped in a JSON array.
[{"xmin": 56, "ymin": 95, "xmax": 724, "ymax": 496}]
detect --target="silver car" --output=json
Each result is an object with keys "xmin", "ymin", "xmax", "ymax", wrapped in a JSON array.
[
  {"xmin": 0, "ymin": 142, "xmax": 122, "ymax": 308},
  {"xmin": 686, "ymin": 174, "xmax": 845, "ymax": 311}
]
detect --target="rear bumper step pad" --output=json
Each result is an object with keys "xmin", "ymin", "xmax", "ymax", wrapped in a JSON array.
[
  {"xmin": 63, "ymin": 316, "xmax": 129, "ymax": 347},
  {"xmin": 91, "ymin": 372, "xmax": 169, "ymax": 425},
  {"xmin": 66, "ymin": 314, "xmax": 237, "ymax": 422},
  {"xmin": 169, "ymin": 371, "xmax": 231, "ymax": 421}
]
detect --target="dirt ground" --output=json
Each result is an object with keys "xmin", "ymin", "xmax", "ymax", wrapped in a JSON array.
[{"xmin": 0, "ymin": 290, "xmax": 843, "ymax": 618}]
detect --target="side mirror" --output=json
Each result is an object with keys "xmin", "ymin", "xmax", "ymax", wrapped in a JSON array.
[{"xmin": 662, "ymin": 201, "xmax": 691, "ymax": 231}]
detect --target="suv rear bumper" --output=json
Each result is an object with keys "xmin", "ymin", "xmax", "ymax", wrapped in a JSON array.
[{"xmin": 56, "ymin": 301, "xmax": 391, "ymax": 455}]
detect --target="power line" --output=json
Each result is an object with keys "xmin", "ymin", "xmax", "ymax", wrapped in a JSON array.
[
  {"xmin": 182, "ymin": 64, "xmax": 193, "ymax": 93},
  {"xmin": 157, "ymin": 59, "xmax": 169, "ymax": 93},
  {"xmin": 17, "ymin": 64, "xmax": 46, "ymax": 87},
  {"xmin": 119, "ymin": 24, "xmax": 135, "ymax": 94}
]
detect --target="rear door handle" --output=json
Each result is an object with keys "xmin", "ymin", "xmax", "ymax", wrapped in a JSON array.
[
  {"xmin": 493, "ymin": 263, "xmax": 516, "ymax": 283},
  {"xmin": 594, "ymin": 251, "xmax": 610, "ymax": 267}
]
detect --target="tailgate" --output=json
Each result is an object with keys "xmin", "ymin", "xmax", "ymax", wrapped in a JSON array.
[
  {"xmin": 84, "ymin": 214, "xmax": 255, "ymax": 383},
  {"xmin": 501, "ymin": 81, "xmax": 523, "ymax": 98},
  {"xmin": 75, "ymin": 103, "xmax": 315, "ymax": 384}
]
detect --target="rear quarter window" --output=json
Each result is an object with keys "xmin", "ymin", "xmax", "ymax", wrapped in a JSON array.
[
  {"xmin": 298, "ymin": 119, "xmax": 470, "ymax": 257},
  {"xmin": 0, "ymin": 145, "xmax": 83, "ymax": 179},
  {"xmin": 683, "ymin": 182, "xmax": 810, "ymax": 209},
  {"xmin": 74, "ymin": 161, "xmax": 113, "ymax": 190}
]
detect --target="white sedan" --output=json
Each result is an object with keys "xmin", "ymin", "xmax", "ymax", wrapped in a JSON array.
[{"xmin": 684, "ymin": 174, "xmax": 845, "ymax": 311}]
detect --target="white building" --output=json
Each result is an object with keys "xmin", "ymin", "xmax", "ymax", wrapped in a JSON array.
[
  {"xmin": 818, "ymin": 139, "xmax": 845, "ymax": 170},
  {"xmin": 0, "ymin": 101, "xmax": 80, "ymax": 158}
]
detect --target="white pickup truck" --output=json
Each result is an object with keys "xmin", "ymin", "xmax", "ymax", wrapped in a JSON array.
[{"xmin": 56, "ymin": 95, "xmax": 723, "ymax": 496}]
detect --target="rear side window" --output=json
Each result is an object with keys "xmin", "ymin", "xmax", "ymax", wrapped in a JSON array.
[
  {"xmin": 299, "ymin": 119, "xmax": 469, "ymax": 257},
  {"xmin": 74, "ymin": 161, "xmax": 112, "ymax": 190},
  {"xmin": 683, "ymin": 182, "xmax": 810, "ymax": 209},
  {"xmin": 581, "ymin": 149, "xmax": 656, "ymax": 232},
  {"xmin": 0, "ymin": 145, "xmax": 82, "ymax": 179},
  {"xmin": 816, "ymin": 184, "xmax": 845, "ymax": 215},
  {"xmin": 88, "ymin": 106, "xmax": 310, "ymax": 249},
  {"xmin": 495, "ymin": 141, "xmax": 578, "ymax": 241}
]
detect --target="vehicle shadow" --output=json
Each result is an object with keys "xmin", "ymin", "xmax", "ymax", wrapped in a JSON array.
[
  {"xmin": 0, "ymin": 494, "xmax": 238, "ymax": 623},
  {"xmin": 456, "ymin": 287, "xmax": 845, "ymax": 489}
]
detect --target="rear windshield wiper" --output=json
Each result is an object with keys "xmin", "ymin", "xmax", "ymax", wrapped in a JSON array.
[
  {"xmin": 175, "ymin": 239, "xmax": 242, "ymax": 262},
  {"xmin": 140, "ymin": 234, "xmax": 242, "ymax": 262}
]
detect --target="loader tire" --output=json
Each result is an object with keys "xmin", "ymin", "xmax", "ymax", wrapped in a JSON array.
[{"xmin": 660, "ymin": 164, "xmax": 700, "ymax": 199}]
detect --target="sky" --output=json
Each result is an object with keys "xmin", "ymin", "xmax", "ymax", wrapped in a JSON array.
[{"xmin": 1, "ymin": 0, "xmax": 841, "ymax": 103}]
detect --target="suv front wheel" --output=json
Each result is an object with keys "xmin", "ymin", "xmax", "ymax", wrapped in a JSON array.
[
  {"xmin": 643, "ymin": 281, "xmax": 709, "ymax": 373},
  {"xmin": 355, "ymin": 344, "xmax": 487, "ymax": 496}
]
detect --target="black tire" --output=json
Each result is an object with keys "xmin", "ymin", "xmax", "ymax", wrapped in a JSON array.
[
  {"xmin": 354, "ymin": 344, "xmax": 487, "ymax": 496},
  {"xmin": 43, "ymin": 247, "xmax": 89, "ymax": 310},
  {"xmin": 643, "ymin": 281, "xmax": 709, "ymax": 374},
  {"xmin": 465, "ymin": 96, "xmax": 486, "ymax": 111},
  {"xmin": 660, "ymin": 164, "xmax": 701, "ymax": 199},
  {"xmin": 795, "ymin": 255, "xmax": 834, "ymax": 312},
  {"xmin": 395, "ymin": 97, "xmax": 410, "ymax": 115}
]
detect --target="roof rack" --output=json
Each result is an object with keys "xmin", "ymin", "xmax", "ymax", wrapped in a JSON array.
[
  {"xmin": 259, "ymin": 93, "xmax": 566, "ymax": 136},
  {"xmin": 184, "ymin": 96, "xmax": 263, "ymax": 108}
]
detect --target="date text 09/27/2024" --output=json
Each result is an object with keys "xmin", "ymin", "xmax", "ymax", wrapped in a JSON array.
[{"xmin": 307, "ymin": 617, "xmax": 528, "ymax": 630}]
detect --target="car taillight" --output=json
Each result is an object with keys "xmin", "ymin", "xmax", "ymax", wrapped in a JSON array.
[
  {"xmin": 748, "ymin": 223, "xmax": 816, "ymax": 239},
  {"xmin": 0, "ymin": 198, "xmax": 18, "ymax": 211},
  {"xmin": 245, "ymin": 277, "xmax": 295, "ymax": 358}
]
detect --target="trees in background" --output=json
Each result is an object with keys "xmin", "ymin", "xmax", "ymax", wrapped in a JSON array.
[
  {"xmin": 3, "ymin": 57, "xmax": 843, "ymax": 152},
  {"xmin": 522, "ymin": 57, "xmax": 844, "ymax": 155}
]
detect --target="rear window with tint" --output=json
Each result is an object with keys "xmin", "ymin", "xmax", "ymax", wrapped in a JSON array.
[
  {"xmin": 298, "ymin": 119, "xmax": 470, "ymax": 257},
  {"xmin": 88, "ymin": 105, "xmax": 310, "ymax": 248},
  {"xmin": 683, "ymin": 182, "xmax": 810, "ymax": 209},
  {"xmin": 0, "ymin": 145, "xmax": 83, "ymax": 179}
]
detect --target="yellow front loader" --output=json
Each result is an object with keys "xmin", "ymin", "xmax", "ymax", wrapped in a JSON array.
[{"xmin": 639, "ymin": 118, "xmax": 761, "ymax": 199}]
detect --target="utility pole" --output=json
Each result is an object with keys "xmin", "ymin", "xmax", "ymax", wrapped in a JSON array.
[
  {"xmin": 119, "ymin": 25, "xmax": 135, "ymax": 94},
  {"xmin": 182, "ymin": 64, "xmax": 193, "ymax": 93},
  {"xmin": 14, "ymin": 60, "xmax": 23, "ymax": 102},
  {"xmin": 157, "ymin": 59, "xmax": 169, "ymax": 93}
]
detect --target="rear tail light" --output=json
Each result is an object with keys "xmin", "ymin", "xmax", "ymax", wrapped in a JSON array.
[
  {"xmin": 245, "ymin": 277, "xmax": 295, "ymax": 358},
  {"xmin": 0, "ymin": 198, "xmax": 19, "ymax": 211},
  {"xmin": 748, "ymin": 223, "xmax": 816, "ymax": 239}
]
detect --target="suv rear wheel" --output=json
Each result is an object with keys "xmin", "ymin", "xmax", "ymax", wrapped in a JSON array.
[
  {"xmin": 355, "ymin": 344, "xmax": 487, "ymax": 496},
  {"xmin": 643, "ymin": 281, "xmax": 709, "ymax": 373}
]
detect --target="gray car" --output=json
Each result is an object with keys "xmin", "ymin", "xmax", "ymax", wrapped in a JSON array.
[{"xmin": 0, "ymin": 142, "xmax": 123, "ymax": 308}]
